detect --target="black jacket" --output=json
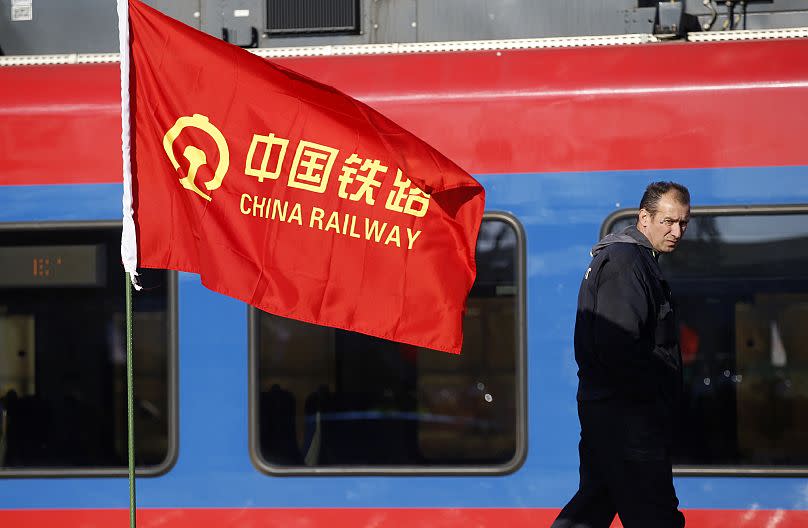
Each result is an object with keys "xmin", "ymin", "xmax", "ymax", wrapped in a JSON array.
[{"xmin": 574, "ymin": 226, "xmax": 682, "ymax": 406}]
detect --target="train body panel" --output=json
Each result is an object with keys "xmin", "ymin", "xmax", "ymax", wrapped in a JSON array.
[
  {"xmin": 2, "ymin": 37, "xmax": 808, "ymax": 526},
  {"xmin": 3, "ymin": 39, "xmax": 808, "ymax": 184}
]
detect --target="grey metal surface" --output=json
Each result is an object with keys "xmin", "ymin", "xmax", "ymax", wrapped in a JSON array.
[
  {"xmin": 0, "ymin": 0, "xmax": 200, "ymax": 54},
  {"xmin": 0, "ymin": 0, "xmax": 118, "ymax": 54},
  {"xmin": 371, "ymin": 0, "xmax": 417, "ymax": 44},
  {"xmin": 2, "ymin": 0, "xmax": 808, "ymax": 56},
  {"xmin": 415, "ymin": 0, "xmax": 646, "ymax": 41},
  {"xmin": 625, "ymin": 6, "xmax": 658, "ymax": 34},
  {"xmin": 687, "ymin": 0, "xmax": 808, "ymax": 16},
  {"xmin": 146, "ymin": 0, "xmax": 202, "ymax": 31},
  {"xmin": 202, "ymin": 0, "xmax": 263, "ymax": 47},
  {"xmin": 697, "ymin": 10, "xmax": 808, "ymax": 31}
]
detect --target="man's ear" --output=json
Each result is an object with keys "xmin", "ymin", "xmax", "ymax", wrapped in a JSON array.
[{"xmin": 638, "ymin": 208, "xmax": 651, "ymax": 228}]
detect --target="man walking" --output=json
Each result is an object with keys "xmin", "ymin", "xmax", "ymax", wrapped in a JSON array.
[{"xmin": 552, "ymin": 182, "xmax": 691, "ymax": 528}]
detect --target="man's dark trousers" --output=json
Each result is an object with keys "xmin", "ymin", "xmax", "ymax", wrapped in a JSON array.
[{"xmin": 551, "ymin": 399, "xmax": 685, "ymax": 528}]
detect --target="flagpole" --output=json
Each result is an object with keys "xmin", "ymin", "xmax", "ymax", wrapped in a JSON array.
[
  {"xmin": 118, "ymin": 2, "xmax": 138, "ymax": 527},
  {"xmin": 125, "ymin": 272, "xmax": 137, "ymax": 528}
]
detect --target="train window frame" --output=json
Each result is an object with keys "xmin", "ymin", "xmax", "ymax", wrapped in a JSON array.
[
  {"xmin": 247, "ymin": 211, "xmax": 527, "ymax": 476},
  {"xmin": 603, "ymin": 204, "xmax": 808, "ymax": 477},
  {"xmin": 0, "ymin": 221, "xmax": 178, "ymax": 478}
]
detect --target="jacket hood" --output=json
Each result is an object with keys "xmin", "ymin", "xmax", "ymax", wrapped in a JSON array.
[{"xmin": 590, "ymin": 225, "xmax": 655, "ymax": 257}]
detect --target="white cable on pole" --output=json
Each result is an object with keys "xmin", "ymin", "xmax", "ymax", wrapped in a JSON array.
[{"xmin": 119, "ymin": 0, "xmax": 140, "ymax": 289}]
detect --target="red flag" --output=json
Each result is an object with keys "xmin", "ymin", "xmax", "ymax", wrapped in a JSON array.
[{"xmin": 122, "ymin": 0, "xmax": 484, "ymax": 354}]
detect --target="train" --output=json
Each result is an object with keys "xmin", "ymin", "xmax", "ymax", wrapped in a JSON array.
[{"xmin": 1, "ymin": 31, "xmax": 808, "ymax": 527}]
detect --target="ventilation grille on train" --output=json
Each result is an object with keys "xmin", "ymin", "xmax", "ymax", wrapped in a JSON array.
[{"xmin": 266, "ymin": 0, "xmax": 360, "ymax": 35}]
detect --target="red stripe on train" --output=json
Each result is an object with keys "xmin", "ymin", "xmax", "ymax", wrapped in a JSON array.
[
  {"xmin": 2, "ymin": 38, "xmax": 808, "ymax": 186},
  {"xmin": 1, "ymin": 508, "xmax": 807, "ymax": 527}
]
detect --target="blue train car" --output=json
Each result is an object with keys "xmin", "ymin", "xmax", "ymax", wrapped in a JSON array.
[{"xmin": 1, "ymin": 34, "xmax": 808, "ymax": 527}]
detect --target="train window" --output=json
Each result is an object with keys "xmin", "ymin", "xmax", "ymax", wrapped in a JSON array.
[
  {"xmin": 0, "ymin": 223, "xmax": 176, "ymax": 476},
  {"xmin": 607, "ymin": 209, "xmax": 808, "ymax": 473},
  {"xmin": 251, "ymin": 214, "xmax": 525, "ymax": 474}
]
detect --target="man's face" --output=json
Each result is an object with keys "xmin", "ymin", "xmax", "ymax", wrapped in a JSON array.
[{"xmin": 638, "ymin": 192, "xmax": 690, "ymax": 253}]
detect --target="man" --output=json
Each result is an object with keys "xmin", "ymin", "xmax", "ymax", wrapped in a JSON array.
[{"xmin": 552, "ymin": 182, "xmax": 691, "ymax": 528}]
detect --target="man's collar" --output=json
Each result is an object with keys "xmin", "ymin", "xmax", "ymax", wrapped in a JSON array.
[{"xmin": 625, "ymin": 225, "xmax": 660, "ymax": 260}]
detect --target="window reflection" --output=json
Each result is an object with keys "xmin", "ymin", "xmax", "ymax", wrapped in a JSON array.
[
  {"xmin": 0, "ymin": 226, "xmax": 172, "ymax": 471},
  {"xmin": 610, "ymin": 212, "xmax": 808, "ymax": 467},
  {"xmin": 254, "ymin": 218, "xmax": 521, "ymax": 470}
]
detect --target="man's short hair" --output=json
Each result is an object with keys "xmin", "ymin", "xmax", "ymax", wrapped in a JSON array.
[{"xmin": 639, "ymin": 181, "xmax": 690, "ymax": 216}]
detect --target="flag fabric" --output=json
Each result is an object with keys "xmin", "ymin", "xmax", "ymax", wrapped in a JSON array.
[{"xmin": 120, "ymin": 0, "xmax": 485, "ymax": 354}]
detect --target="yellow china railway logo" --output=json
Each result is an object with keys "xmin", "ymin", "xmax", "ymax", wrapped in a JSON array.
[
  {"xmin": 158, "ymin": 113, "xmax": 431, "ymax": 251},
  {"xmin": 162, "ymin": 114, "xmax": 229, "ymax": 201}
]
